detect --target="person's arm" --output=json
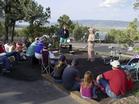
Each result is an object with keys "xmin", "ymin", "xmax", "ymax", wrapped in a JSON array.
[
  {"xmin": 96, "ymin": 74, "xmax": 103, "ymax": 83},
  {"xmin": 80, "ymin": 83, "xmax": 83, "ymax": 96}
]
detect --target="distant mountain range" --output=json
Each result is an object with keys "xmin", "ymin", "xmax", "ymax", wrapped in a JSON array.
[
  {"xmin": 73, "ymin": 20, "xmax": 129, "ymax": 29},
  {"xmin": 0, "ymin": 17, "xmax": 130, "ymax": 29}
]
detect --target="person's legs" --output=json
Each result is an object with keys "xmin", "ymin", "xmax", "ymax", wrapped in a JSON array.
[
  {"xmin": 63, "ymin": 38, "xmax": 67, "ymax": 44},
  {"xmin": 98, "ymin": 78, "xmax": 117, "ymax": 98},
  {"xmin": 88, "ymin": 47, "xmax": 91, "ymax": 60},
  {"xmin": 92, "ymin": 86, "xmax": 98, "ymax": 98},
  {"xmin": 1, "ymin": 56, "xmax": 11, "ymax": 71},
  {"xmin": 60, "ymin": 37, "xmax": 64, "ymax": 45}
]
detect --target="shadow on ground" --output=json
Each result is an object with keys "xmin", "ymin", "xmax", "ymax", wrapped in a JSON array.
[{"xmin": 0, "ymin": 76, "xmax": 76, "ymax": 104}]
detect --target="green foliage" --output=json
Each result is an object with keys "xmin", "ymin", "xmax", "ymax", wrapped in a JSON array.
[
  {"xmin": 107, "ymin": 18, "xmax": 139, "ymax": 46},
  {"xmin": 25, "ymin": 1, "xmax": 50, "ymax": 37},
  {"xmin": 57, "ymin": 14, "xmax": 72, "ymax": 28},
  {"xmin": 0, "ymin": 22, "xmax": 4, "ymax": 37},
  {"xmin": 73, "ymin": 23, "xmax": 88, "ymax": 41},
  {"xmin": 133, "ymin": 1, "xmax": 139, "ymax": 9},
  {"xmin": 57, "ymin": 14, "xmax": 75, "ymax": 37},
  {"xmin": 26, "ymin": 1, "xmax": 50, "ymax": 26},
  {"xmin": 107, "ymin": 29, "xmax": 125, "ymax": 43},
  {"xmin": 0, "ymin": 0, "xmax": 51, "ymax": 42}
]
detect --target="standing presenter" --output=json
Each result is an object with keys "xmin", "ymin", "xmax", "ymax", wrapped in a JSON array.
[{"xmin": 87, "ymin": 27, "xmax": 96, "ymax": 62}]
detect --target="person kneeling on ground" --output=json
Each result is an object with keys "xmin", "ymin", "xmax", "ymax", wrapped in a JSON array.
[
  {"xmin": 52, "ymin": 55, "xmax": 67, "ymax": 80},
  {"xmin": 62, "ymin": 58, "xmax": 81, "ymax": 91},
  {"xmin": 96, "ymin": 60, "xmax": 129, "ymax": 99},
  {"xmin": 80, "ymin": 71, "xmax": 98, "ymax": 99}
]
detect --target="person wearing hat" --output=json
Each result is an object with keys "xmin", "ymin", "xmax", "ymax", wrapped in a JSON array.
[
  {"xmin": 52, "ymin": 55, "xmax": 67, "ymax": 80},
  {"xmin": 87, "ymin": 27, "xmax": 96, "ymax": 62},
  {"xmin": 96, "ymin": 60, "xmax": 129, "ymax": 98}
]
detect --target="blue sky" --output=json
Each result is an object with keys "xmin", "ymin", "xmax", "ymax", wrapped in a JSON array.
[{"xmin": 35, "ymin": 0, "xmax": 138, "ymax": 22}]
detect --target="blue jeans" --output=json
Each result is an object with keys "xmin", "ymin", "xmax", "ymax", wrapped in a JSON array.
[
  {"xmin": 92, "ymin": 86, "xmax": 97, "ymax": 98},
  {"xmin": 0, "ymin": 55, "xmax": 11, "ymax": 70},
  {"xmin": 99, "ymin": 79, "xmax": 117, "ymax": 98},
  {"xmin": 6, "ymin": 52, "xmax": 20, "ymax": 61}
]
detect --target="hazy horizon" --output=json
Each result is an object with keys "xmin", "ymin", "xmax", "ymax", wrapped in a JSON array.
[{"xmin": 36, "ymin": 0, "xmax": 137, "ymax": 22}]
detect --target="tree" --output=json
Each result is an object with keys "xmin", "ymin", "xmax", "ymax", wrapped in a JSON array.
[
  {"xmin": 133, "ymin": 0, "xmax": 139, "ymax": 9},
  {"xmin": 0, "ymin": 0, "xmax": 50, "ymax": 42},
  {"xmin": 9, "ymin": 0, "xmax": 32, "ymax": 41},
  {"xmin": 107, "ymin": 19, "xmax": 139, "ymax": 46},
  {"xmin": 125, "ymin": 18, "xmax": 139, "ymax": 46},
  {"xmin": 0, "ymin": 0, "xmax": 33, "ymax": 42},
  {"xmin": 25, "ymin": 1, "xmax": 50, "ymax": 37},
  {"xmin": 0, "ymin": 22, "xmax": 4, "ymax": 37},
  {"xmin": 57, "ymin": 14, "xmax": 72, "ymax": 28},
  {"xmin": 73, "ymin": 23, "xmax": 88, "ymax": 41}
]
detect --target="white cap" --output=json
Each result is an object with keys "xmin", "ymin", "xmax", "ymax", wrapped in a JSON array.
[{"xmin": 110, "ymin": 60, "xmax": 120, "ymax": 68}]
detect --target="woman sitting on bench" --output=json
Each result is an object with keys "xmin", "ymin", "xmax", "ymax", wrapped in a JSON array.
[{"xmin": 52, "ymin": 55, "xmax": 67, "ymax": 80}]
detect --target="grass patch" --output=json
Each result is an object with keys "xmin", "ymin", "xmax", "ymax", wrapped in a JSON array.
[
  {"xmin": 133, "ymin": 47, "xmax": 139, "ymax": 53},
  {"xmin": 129, "ymin": 81, "xmax": 139, "ymax": 97}
]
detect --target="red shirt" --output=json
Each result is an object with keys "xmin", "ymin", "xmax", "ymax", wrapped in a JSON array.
[
  {"xmin": 127, "ymin": 79, "xmax": 134, "ymax": 90},
  {"xmin": 0, "ymin": 45, "xmax": 5, "ymax": 53},
  {"xmin": 102, "ymin": 68, "xmax": 128, "ymax": 96}
]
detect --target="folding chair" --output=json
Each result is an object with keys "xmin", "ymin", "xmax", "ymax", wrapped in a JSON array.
[{"xmin": 41, "ymin": 49, "xmax": 51, "ymax": 75}]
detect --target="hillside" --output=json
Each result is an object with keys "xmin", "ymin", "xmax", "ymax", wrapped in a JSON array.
[{"xmin": 73, "ymin": 20, "xmax": 129, "ymax": 29}]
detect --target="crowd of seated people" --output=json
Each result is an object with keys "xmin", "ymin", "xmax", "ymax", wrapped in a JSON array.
[
  {"xmin": 0, "ymin": 36, "xmax": 135, "ymax": 101},
  {"xmin": 52, "ymin": 58, "xmax": 134, "ymax": 100},
  {"xmin": 0, "ymin": 41, "xmax": 19, "ymax": 72}
]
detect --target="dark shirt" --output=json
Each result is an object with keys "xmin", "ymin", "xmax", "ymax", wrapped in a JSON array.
[
  {"xmin": 59, "ymin": 28, "xmax": 69, "ymax": 39},
  {"xmin": 42, "ymin": 48, "xmax": 49, "ymax": 65},
  {"xmin": 62, "ymin": 66, "xmax": 80, "ymax": 90},
  {"xmin": 53, "ymin": 62, "xmax": 67, "ymax": 80}
]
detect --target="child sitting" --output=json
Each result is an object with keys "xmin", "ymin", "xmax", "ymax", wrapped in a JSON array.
[{"xmin": 80, "ymin": 71, "xmax": 97, "ymax": 99}]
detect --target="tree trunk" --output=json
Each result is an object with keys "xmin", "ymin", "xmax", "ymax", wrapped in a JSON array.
[
  {"xmin": 11, "ymin": 21, "xmax": 15, "ymax": 42},
  {"xmin": 4, "ymin": 17, "xmax": 9, "ymax": 43}
]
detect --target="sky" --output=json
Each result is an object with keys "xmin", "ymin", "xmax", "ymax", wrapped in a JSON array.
[{"xmin": 35, "ymin": 0, "xmax": 138, "ymax": 22}]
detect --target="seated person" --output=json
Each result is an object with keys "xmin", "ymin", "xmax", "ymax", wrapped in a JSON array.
[
  {"xmin": 62, "ymin": 58, "xmax": 81, "ymax": 91},
  {"xmin": 52, "ymin": 55, "xmax": 67, "ymax": 80},
  {"xmin": 0, "ymin": 41, "xmax": 6, "ymax": 55},
  {"xmin": 80, "ymin": 71, "xmax": 97, "ymax": 99},
  {"xmin": 41, "ymin": 43, "xmax": 58, "ymax": 73},
  {"xmin": 26, "ymin": 38, "xmax": 38, "ymax": 57},
  {"xmin": 15, "ymin": 41, "xmax": 26, "ymax": 60},
  {"xmin": 15, "ymin": 42, "xmax": 24, "ymax": 52},
  {"xmin": 96, "ymin": 60, "xmax": 129, "ymax": 98},
  {"xmin": 42, "ymin": 43, "xmax": 49, "ymax": 66},
  {"xmin": 0, "ymin": 55, "xmax": 12, "ymax": 72},
  {"xmin": 35, "ymin": 40, "xmax": 44, "ymax": 60},
  {"xmin": 4, "ymin": 42, "xmax": 10, "ymax": 53}
]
